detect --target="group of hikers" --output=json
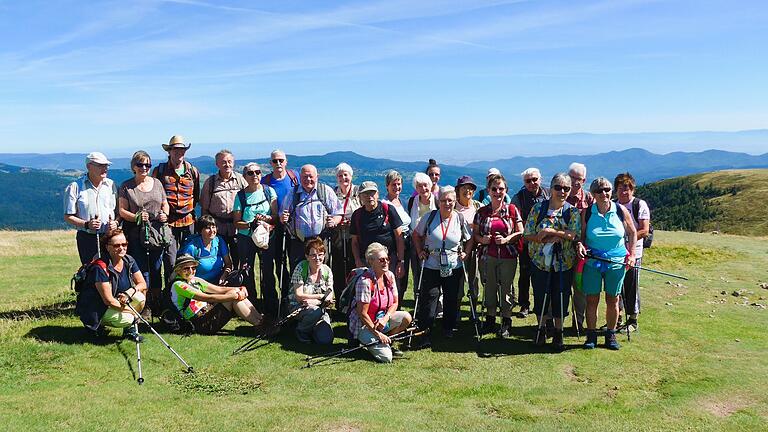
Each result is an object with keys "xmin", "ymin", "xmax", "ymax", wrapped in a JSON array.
[{"xmin": 66, "ymin": 135, "xmax": 651, "ymax": 362}]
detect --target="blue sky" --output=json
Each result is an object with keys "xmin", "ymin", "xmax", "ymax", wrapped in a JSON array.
[{"xmin": 0, "ymin": 0, "xmax": 766, "ymax": 156}]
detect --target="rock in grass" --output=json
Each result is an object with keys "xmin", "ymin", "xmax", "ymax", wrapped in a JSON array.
[
  {"xmin": 731, "ymin": 291, "xmax": 741, "ymax": 297},
  {"xmin": 759, "ymin": 282, "xmax": 768, "ymax": 289}
]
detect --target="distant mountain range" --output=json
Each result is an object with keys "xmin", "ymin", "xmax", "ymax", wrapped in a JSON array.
[{"xmin": 2, "ymin": 148, "xmax": 768, "ymax": 230}]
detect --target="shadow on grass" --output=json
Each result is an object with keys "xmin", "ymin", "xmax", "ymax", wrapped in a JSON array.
[
  {"xmin": 0, "ymin": 300, "xmax": 76, "ymax": 321},
  {"xmin": 25, "ymin": 325, "xmax": 121, "ymax": 346}
]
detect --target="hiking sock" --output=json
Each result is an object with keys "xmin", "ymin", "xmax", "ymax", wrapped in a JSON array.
[{"xmin": 498, "ymin": 317, "xmax": 512, "ymax": 339}]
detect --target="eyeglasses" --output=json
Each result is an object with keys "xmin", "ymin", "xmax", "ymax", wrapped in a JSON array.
[
  {"xmin": 378, "ymin": 256, "xmax": 390, "ymax": 264},
  {"xmin": 308, "ymin": 253, "xmax": 325, "ymax": 259},
  {"xmin": 524, "ymin": 178, "xmax": 539, "ymax": 184},
  {"xmin": 490, "ymin": 187, "xmax": 506, "ymax": 192},
  {"xmin": 134, "ymin": 163, "xmax": 152, "ymax": 169},
  {"xmin": 552, "ymin": 185, "xmax": 571, "ymax": 193},
  {"xmin": 108, "ymin": 242, "xmax": 128, "ymax": 248},
  {"xmin": 271, "ymin": 158, "xmax": 285, "ymax": 164},
  {"xmin": 245, "ymin": 170, "xmax": 261, "ymax": 176},
  {"xmin": 597, "ymin": 187, "xmax": 612, "ymax": 194}
]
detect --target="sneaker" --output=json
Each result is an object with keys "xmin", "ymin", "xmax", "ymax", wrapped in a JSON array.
[
  {"xmin": 605, "ymin": 329, "xmax": 620, "ymax": 350},
  {"xmin": 391, "ymin": 348, "xmax": 405, "ymax": 359},
  {"xmin": 517, "ymin": 307, "xmax": 529, "ymax": 318},
  {"xmin": 583, "ymin": 330, "xmax": 598, "ymax": 349},
  {"xmin": 498, "ymin": 318, "xmax": 512, "ymax": 339},
  {"xmin": 552, "ymin": 329, "xmax": 565, "ymax": 352},
  {"xmin": 123, "ymin": 326, "xmax": 144, "ymax": 343},
  {"xmin": 625, "ymin": 318, "xmax": 638, "ymax": 332}
]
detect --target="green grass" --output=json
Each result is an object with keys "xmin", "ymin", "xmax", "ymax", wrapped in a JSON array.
[{"xmin": 1, "ymin": 230, "xmax": 767, "ymax": 431}]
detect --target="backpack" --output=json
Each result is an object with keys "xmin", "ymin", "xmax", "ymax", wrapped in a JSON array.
[
  {"xmin": 606, "ymin": 198, "xmax": 654, "ymax": 248},
  {"xmin": 535, "ymin": 200, "xmax": 577, "ymax": 227},
  {"xmin": 237, "ymin": 188, "xmax": 274, "ymax": 215},
  {"xmin": 339, "ymin": 268, "xmax": 395, "ymax": 316},
  {"xmin": 584, "ymin": 201, "xmax": 625, "ymax": 226},
  {"xmin": 262, "ymin": 169, "xmax": 298, "ymax": 188},
  {"xmin": 352, "ymin": 201, "xmax": 390, "ymax": 236},
  {"xmin": 70, "ymin": 258, "xmax": 108, "ymax": 294},
  {"xmin": 299, "ymin": 260, "xmax": 331, "ymax": 285}
]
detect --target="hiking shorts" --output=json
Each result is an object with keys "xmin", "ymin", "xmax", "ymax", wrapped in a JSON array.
[
  {"xmin": 190, "ymin": 303, "xmax": 233, "ymax": 335},
  {"xmin": 101, "ymin": 292, "xmax": 145, "ymax": 329},
  {"xmin": 582, "ymin": 261, "xmax": 626, "ymax": 297}
]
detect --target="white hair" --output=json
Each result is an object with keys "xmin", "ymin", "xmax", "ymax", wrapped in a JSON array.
[
  {"xmin": 242, "ymin": 162, "xmax": 260, "ymax": 174},
  {"xmin": 520, "ymin": 167, "xmax": 541, "ymax": 179},
  {"xmin": 412, "ymin": 172, "xmax": 432, "ymax": 189},
  {"xmin": 568, "ymin": 162, "xmax": 586, "ymax": 177},
  {"xmin": 335, "ymin": 162, "xmax": 353, "ymax": 177},
  {"xmin": 270, "ymin": 149, "xmax": 286, "ymax": 159},
  {"xmin": 438, "ymin": 185, "xmax": 456, "ymax": 201}
]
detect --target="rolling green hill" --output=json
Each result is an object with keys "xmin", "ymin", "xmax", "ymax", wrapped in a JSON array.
[{"xmin": 637, "ymin": 168, "xmax": 768, "ymax": 236}]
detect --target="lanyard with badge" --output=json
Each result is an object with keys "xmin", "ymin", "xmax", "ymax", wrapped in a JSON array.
[{"xmin": 439, "ymin": 212, "xmax": 453, "ymax": 277}]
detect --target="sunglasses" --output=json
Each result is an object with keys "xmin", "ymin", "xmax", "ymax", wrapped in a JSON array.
[
  {"xmin": 134, "ymin": 163, "xmax": 152, "ymax": 169},
  {"xmin": 597, "ymin": 187, "xmax": 612, "ymax": 194},
  {"xmin": 271, "ymin": 158, "xmax": 285, "ymax": 164},
  {"xmin": 245, "ymin": 170, "xmax": 261, "ymax": 176},
  {"xmin": 108, "ymin": 242, "xmax": 128, "ymax": 248},
  {"xmin": 490, "ymin": 187, "xmax": 506, "ymax": 192},
  {"xmin": 552, "ymin": 185, "xmax": 571, "ymax": 193},
  {"xmin": 378, "ymin": 256, "xmax": 390, "ymax": 264},
  {"xmin": 524, "ymin": 178, "xmax": 539, "ymax": 184}
]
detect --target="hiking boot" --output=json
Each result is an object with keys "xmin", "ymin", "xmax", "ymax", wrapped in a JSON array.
[
  {"xmin": 123, "ymin": 326, "xmax": 144, "ymax": 343},
  {"xmin": 517, "ymin": 307, "xmax": 529, "ymax": 318},
  {"xmin": 584, "ymin": 330, "xmax": 598, "ymax": 349},
  {"xmin": 481, "ymin": 316, "xmax": 497, "ymax": 335},
  {"xmin": 605, "ymin": 329, "xmax": 620, "ymax": 350},
  {"xmin": 87, "ymin": 326, "xmax": 109, "ymax": 339},
  {"xmin": 498, "ymin": 318, "xmax": 512, "ymax": 339},
  {"xmin": 552, "ymin": 329, "xmax": 565, "ymax": 352},
  {"xmin": 534, "ymin": 326, "xmax": 547, "ymax": 346},
  {"xmin": 443, "ymin": 328, "xmax": 454, "ymax": 339},
  {"xmin": 391, "ymin": 348, "xmax": 405, "ymax": 359}
]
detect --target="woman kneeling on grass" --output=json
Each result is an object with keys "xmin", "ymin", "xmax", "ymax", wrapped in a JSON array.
[
  {"xmin": 288, "ymin": 238, "xmax": 335, "ymax": 344},
  {"xmin": 577, "ymin": 177, "xmax": 636, "ymax": 350},
  {"xmin": 348, "ymin": 243, "xmax": 412, "ymax": 363},
  {"xmin": 76, "ymin": 228, "xmax": 147, "ymax": 342},
  {"xmin": 171, "ymin": 254, "xmax": 263, "ymax": 335}
]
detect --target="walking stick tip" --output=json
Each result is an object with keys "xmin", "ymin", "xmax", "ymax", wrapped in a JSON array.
[{"xmin": 137, "ymin": 378, "xmax": 144, "ymax": 385}]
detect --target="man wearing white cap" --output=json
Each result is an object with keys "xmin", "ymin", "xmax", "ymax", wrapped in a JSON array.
[
  {"xmin": 64, "ymin": 152, "xmax": 119, "ymax": 264},
  {"xmin": 476, "ymin": 168, "xmax": 511, "ymax": 205}
]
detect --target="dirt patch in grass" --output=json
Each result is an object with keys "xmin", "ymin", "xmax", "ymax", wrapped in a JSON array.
[
  {"xmin": 700, "ymin": 396, "xmax": 750, "ymax": 418},
  {"xmin": 563, "ymin": 365, "xmax": 590, "ymax": 383},
  {"xmin": 323, "ymin": 423, "xmax": 362, "ymax": 432}
]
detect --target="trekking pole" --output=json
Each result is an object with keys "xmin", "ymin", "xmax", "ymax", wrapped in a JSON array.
[
  {"xmin": 585, "ymin": 253, "xmax": 688, "ymax": 280},
  {"xmin": 125, "ymin": 302, "xmax": 193, "ymax": 373},
  {"xmin": 93, "ymin": 216, "xmax": 101, "ymax": 258},
  {"xmin": 535, "ymin": 257, "xmax": 554, "ymax": 344},
  {"xmin": 463, "ymin": 264, "xmax": 481, "ymax": 342},
  {"xmin": 233, "ymin": 306, "xmax": 304, "ymax": 355},
  {"xmin": 621, "ymin": 275, "xmax": 631, "ymax": 342},
  {"xmin": 556, "ymin": 244, "xmax": 564, "ymax": 337},
  {"xmin": 304, "ymin": 327, "xmax": 424, "ymax": 368},
  {"xmin": 408, "ymin": 254, "xmax": 426, "ymax": 348},
  {"xmin": 276, "ymin": 232, "xmax": 288, "ymax": 320},
  {"xmin": 134, "ymin": 322, "xmax": 144, "ymax": 385}
]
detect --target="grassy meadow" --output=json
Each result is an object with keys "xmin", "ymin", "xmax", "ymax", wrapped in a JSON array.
[{"xmin": 0, "ymin": 229, "xmax": 766, "ymax": 431}]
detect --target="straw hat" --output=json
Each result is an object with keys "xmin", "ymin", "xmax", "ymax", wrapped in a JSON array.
[{"xmin": 173, "ymin": 254, "xmax": 198, "ymax": 272}]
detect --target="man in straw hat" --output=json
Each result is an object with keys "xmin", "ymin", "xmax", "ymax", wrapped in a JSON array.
[
  {"xmin": 64, "ymin": 151, "xmax": 119, "ymax": 264},
  {"xmin": 153, "ymin": 135, "xmax": 201, "ymax": 292}
]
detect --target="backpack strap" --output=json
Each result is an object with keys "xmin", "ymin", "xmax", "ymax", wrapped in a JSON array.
[
  {"xmin": 631, "ymin": 197, "xmax": 640, "ymax": 224},
  {"xmin": 381, "ymin": 201, "xmax": 390, "ymax": 227},
  {"xmin": 423, "ymin": 209, "xmax": 439, "ymax": 237},
  {"xmin": 407, "ymin": 195, "xmax": 416, "ymax": 214},
  {"xmin": 286, "ymin": 169, "xmax": 299, "ymax": 187},
  {"xmin": 535, "ymin": 200, "xmax": 550, "ymax": 227}
]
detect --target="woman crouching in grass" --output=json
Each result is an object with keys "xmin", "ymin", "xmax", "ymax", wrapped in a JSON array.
[
  {"xmin": 76, "ymin": 228, "xmax": 146, "ymax": 342},
  {"xmin": 287, "ymin": 238, "xmax": 335, "ymax": 344},
  {"xmin": 348, "ymin": 243, "xmax": 412, "ymax": 363},
  {"xmin": 170, "ymin": 254, "xmax": 263, "ymax": 335}
]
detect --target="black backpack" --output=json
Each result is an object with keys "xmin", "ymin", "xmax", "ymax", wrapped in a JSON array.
[
  {"xmin": 70, "ymin": 259, "xmax": 108, "ymax": 294},
  {"xmin": 610, "ymin": 198, "xmax": 654, "ymax": 248}
]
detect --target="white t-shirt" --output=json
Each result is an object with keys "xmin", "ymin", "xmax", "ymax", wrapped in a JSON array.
[
  {"xmin": 415, "ymin": 210, "xmax": 470, "ymax": 270},
  {"xmin": 382, "ymin": 198, "xmax": 411, "ymax": 234},
  {"xmin": 617, "ymin": 198, "xmax": 650, "ymax": 258}
]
